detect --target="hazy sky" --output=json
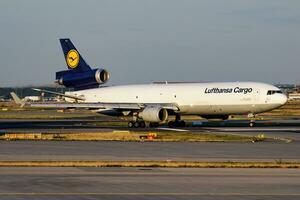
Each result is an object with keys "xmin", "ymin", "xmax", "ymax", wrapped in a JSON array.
[{"xmin": 0, "ymin": 0, "xmax": 300, "ymax": 87}]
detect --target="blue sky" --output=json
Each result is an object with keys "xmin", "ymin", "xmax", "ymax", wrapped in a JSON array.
[{"xmin": 0, "ymin": 0, "xmax": 300, "ymax": 86}]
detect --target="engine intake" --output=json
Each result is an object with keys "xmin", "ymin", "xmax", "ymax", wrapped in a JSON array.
[
  {"xmin": 56, "ymin": 68, "xmax": 109, "ymax": 90},
  {"xmin": 95, "ymin": 69, "xmax": 110, "ymax": 84},
  {"xmin": 139, "ymin": 106, "xmax": 168, "ymax": 122}
]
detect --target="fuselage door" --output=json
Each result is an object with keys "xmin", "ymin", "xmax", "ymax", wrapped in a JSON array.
[
  {"xmin": 265, "ymin": 90, "xmax": 272, "ymax": 104},
  {"xmin": 254, "ymin": 88, "xmax": 260, "ymax": 102}
]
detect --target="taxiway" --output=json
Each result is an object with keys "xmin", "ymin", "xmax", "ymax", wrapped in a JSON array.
[{"xmin": 0, "ymin": 167, "xmax": 299, "ymax": 200}]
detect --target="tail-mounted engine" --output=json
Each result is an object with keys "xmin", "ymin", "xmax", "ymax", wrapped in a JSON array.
[{"xmin": 56, "ymin": 68, "xmax": 109, "ymax": 90}]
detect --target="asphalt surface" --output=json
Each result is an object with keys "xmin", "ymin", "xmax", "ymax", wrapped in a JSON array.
[
  {"xmin": 203, "ymin": 127, "xmax": 300, "ymax": 141},
  {"xmin": 0, "ymin": 167, "xmax": 299, "ymax": 200},
  {"xmin": 0, "ymin": 119, "xmax": 299, "ymax": 200},
  {"xmin": 1, "ymin": 119, "xmax": 300, "ymax": 141},
  {"xmin": 0, "ymin": 119, "xmax": 300, "ymax": 162},
  {"xmin": 0, "ymin": 140, "xmax": 299, "ymax": 162}
]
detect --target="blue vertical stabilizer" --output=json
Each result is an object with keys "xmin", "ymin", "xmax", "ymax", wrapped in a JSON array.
[{"xmin": 59, "ymin": 38, "xmax": 91, "ymax": 72}]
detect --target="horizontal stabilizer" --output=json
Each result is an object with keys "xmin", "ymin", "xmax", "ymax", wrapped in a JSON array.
[{"xmin": 32, "ymin": 88, "xmax": 85, "ymax": 101}]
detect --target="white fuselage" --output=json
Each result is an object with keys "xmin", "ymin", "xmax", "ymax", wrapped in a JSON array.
[{"xmin": 67, "ymin": 82, "xmax": 287, "ymax": 115}]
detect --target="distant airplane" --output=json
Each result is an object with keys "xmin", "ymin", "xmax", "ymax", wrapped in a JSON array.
[
  {"xmin": 23, "ymin": 96, "xmax": 41, "ymax": 102},
  {"xmin": 12, "ymin": 39, "xmax": 288, "ymax": 128},
  {"xmin": 10, "ymin": 93, "xmax": 40, "ymax": 104}
]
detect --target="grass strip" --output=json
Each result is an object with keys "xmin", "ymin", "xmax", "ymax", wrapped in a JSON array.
[
  {"xmin": 0, "ymin": 161, "xmax": 299, "ymax": 168},
  {"xmin": 0, "ymin": 131, "xmax": 257, "ymax": 142}
]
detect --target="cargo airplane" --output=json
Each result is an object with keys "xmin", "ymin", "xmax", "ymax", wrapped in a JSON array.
[{"xmin": 13, "ymin": 39, "xmax": 288, "ymax": 128}]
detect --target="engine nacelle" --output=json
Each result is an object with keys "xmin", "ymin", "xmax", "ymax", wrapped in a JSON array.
[
  {"xmin": 56, "ymin": 68, "xmax": 109, "ymax": 90},
  {"xmin": 138, "ymin": 106, "xmax": 168, "ymax": 122}
]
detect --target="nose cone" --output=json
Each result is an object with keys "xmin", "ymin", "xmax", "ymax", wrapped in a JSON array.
[{"xmin": 280, "ymin": 94, "xmax": 288, "ymax": 105}]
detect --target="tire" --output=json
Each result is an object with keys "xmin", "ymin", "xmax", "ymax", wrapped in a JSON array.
[
  {"xmin": 133, "ymin": 121, "xmax": 140, "ymax": 128},
  {"xmin": 168, "ymin": 121, "xmax": 174, "ymax": 128},
  {"xmin": 179, "ymin": 120, "xmax": 186, "ymax": 127},
  {"xmin": 249, "ymin": 122, "xmax": 255, "ymax": 127},
  {"xmin": 139, "ymin": 121, "xmax": 146, "ymax": 128},
  {"xmin": 128, "ymin": 121, "xmax": 134, "ymax": 128}
]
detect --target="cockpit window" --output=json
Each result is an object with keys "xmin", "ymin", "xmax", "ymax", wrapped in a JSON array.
[{"xmin": 267, "ymin": 90, "xmax": 283, "ymax": 95}]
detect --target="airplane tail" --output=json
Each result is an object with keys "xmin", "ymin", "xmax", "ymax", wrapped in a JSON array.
[
  {"xmin": 56, "ymin": 38, "xmax": 109, "ymax": 90},
  {"xmin": 59, "ymin": 38, "xmax": 91, "ymax": 72},
  {"xmin": 10, "ymin": 92, "xmax": 26, "ymax": 107}
]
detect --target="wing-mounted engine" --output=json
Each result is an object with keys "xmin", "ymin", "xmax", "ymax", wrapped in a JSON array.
[
  {"xmin": 138, "ymin": 106, "xmax": 168, "ymax": 122},
  {"xmin": 56, "ymin": 68, "xmax": 110, "ymax": 90}
]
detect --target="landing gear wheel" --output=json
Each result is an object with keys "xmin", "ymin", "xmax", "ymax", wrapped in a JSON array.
[
  {"xmin": 248, "ymin": 113, "xmax": 256, "ymax": 128},
  {"xmin": 139, "ymin": 121, "xmax": 146, "ymax": 128},
  {"xmin": 249, "ymin": 122, "xmax": 255, "ymax": 127},
  {"xmin": 128, "ymin": 121, "xmax": 134, "ymax": 128},
  {"xmin": 149, "ymin": 122, "xmax": 159, "ymax": 128},
  {"xmin": 168, "ymin": 121, "xmax": 174, "ymax": 128},
  {"xmin": 168, "ymin": 120, "xmax": 186, "ymax": 128},
  {"xmin": 133, "ymin": 121, "xmax": 140, "ymax": 128},
  {"xmin": 179, "ymin": 120, "xmax": 186, "ymax": 127}
]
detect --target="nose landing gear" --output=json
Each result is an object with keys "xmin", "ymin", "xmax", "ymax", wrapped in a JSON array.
[
  {"xmin": 249, "ymin": 121, "xmax": 256, "ymax": 127},
  {"xmin": 248, "ymin": 113, "xmax": 256, "ymax": 127}
]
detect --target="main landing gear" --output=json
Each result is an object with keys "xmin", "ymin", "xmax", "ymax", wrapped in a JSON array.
[
  {"xmin": 127, "ymin": 121, "xmax": 159, "ymax": 128},
  {"xmin": 128, "ymin": 121, "xmax": 146, "ymax": 128},
  {"xmin": 127, "ymin": 114, "xmax": 186, "ymax": 128},
  {"xmin": 168, "ymin": 115, "xmax": 186, "ymax": 128}
]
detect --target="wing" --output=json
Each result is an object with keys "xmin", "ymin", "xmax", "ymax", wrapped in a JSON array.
[
  {"xmin": 12, "ymin": 89, "xmax": 180, "ymax": 112},
  {"xmin": 30, "ymin": 102, "xmax": 180, "ymax": 111}
]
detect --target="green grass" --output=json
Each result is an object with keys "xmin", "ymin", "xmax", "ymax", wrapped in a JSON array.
[
  {"xmin": 153, "ymin": 132, "xmax": 255, "ymax": 142},
  {"xmin": 1, "ymin": 131, "xmax": 260, "ymax": 142}
]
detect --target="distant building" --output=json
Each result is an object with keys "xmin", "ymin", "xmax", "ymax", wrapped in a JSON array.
[
  {"xmin": 275, "ymin": 84, "xmax": 297, "ymax": 94},
  {"xmin": 296, "ymin": 85, "xmax": 300, "ymax": 93},
  {"xmin": 288, "ymin": 93, "xmax": 300, "ymax": 100}
]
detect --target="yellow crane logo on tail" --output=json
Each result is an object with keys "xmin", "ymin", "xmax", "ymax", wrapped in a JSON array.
[{"xmin": 66, "ymin": 49, "xmax": 79, "ymax": 69}]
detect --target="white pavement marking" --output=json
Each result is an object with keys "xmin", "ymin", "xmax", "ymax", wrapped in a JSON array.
[
  {"xmin": 157, "ymin": 128, "xmax": 190, "ymax": 132},
  {"xmin": 208, "ymin": 127, "xmax": 300, "ymax": 131}
]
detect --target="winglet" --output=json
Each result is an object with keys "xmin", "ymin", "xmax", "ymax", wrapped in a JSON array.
[{"xmin": 10, "ymin": 92, "xmax": 26, "ymax": 107}]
